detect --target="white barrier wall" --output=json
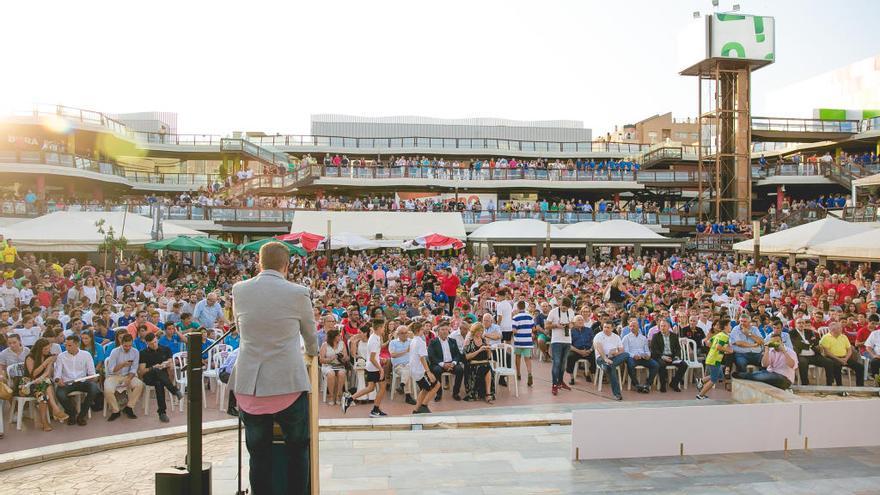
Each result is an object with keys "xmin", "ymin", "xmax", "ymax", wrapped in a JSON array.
[
  {"xmin": 800, "ymin": 400, "xmax": 880, "ymax": 449},
  {"xmin": 571, "ymin": 400, "xmax": 880, "ymax": 461}
]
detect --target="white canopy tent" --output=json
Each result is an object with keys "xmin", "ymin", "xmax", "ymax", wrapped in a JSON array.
[
  {"xmin": 321, "ymin": 232, "xmax": 380, "ymax": 251},
  {"xmin": 0, "ymin": 211, "xmax": 206, "ymax": 252},
  {"xmin": 557, "ymin": 220, "xmax": 677, "ymax": 246},
  {"xmin": 732, "ymin": 217, "xmax": 875, "ymax": 256},
  {"xmin": 467, "ymin": 219, "xmax": 562, "ymax": 243},
  {"xmin": 806, "ymin": 228, "xmax": 880, "ymax": 261},
  {"xmin": 290, "ymin": 211, "xmax": 465, "ymax": 241}
]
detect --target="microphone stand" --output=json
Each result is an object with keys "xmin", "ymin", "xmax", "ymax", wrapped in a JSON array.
[{"xmin": 183, "ymin": 325, "xmax": 241, "ymax": 495}]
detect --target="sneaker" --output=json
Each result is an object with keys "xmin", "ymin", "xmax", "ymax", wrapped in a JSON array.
[
  {"xmin": 107, "ymin": 412, "xmax": 121, "ymax": 422},
  {"xmin": 369, "ymin": 408, "xmax": 388, "ymax": 417},
  {"xmin": 66, "ymin": 416, "xmax": 77, "ymax": 426},
  {"xmin": 613, "ymin": 395, "xmax": 623, "ymax": 401},
  {"xmin": 696, "ymin": 394, "xmax": 708, "ymax": 400},
  {"xmin": 413, "ymin": 405, "xmax": 431, "ymax": 414},
  {"xmin": 559, "ymin": 382, "xmax": 571, "ymax": 391},
  {"xmin": 404, "ymin": 394, "xmax": 417, "ymax": 406},
  {"xmin": 342, "ymin": 394, "xmax": 353, "ymax": 414},
  {"xmin": 527, "ymin": 374, "xmax": 533, "ymax": 387},
  {"xmin": 122, "ymin": 407, "xmax": 138, "ymax": 419},
  {"xmin": 77, "ymin": 416, "xmax": 88, "ymax": 426},
  {"xmin": 174, "ymin": 389, "xmax": 184, "ymax": 401},
  {"xmin": 158, "ymin": 413, "xmax": 170, "ymax": 423},
  {"xmin": 226, "ymin": 407, "xmax": 239, "ymax": 417},
  {"xmin": 551, "ymin": 384, "xmax": 558, "ymax": 396}
]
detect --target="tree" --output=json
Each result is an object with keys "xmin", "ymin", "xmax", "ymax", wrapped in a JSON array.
[{"xmin": 95, "ymin": 219, "xmax": 128, "ymax": 270}]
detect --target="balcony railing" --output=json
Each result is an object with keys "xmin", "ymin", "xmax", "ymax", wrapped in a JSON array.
[
  {"xmin": 0, "ymin": 201, "xmax": 697, "ymax": 227},
  {"xmin": 315, "ymin": 166, "xmax": 707, "ymax": 184},
  {"xmin": 840, "ymin": 206, "xmax": 879, "ymax": 223},
  {"xmin": 0, "ymin": 150, "xmax": 222, "ymax": 187},
  {"xmin": 750, "ymin": 117, "xmax": 862, "ymax": 133}
]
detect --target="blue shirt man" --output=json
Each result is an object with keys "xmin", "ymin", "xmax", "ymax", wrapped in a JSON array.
[
  {"xmin": 730, "ymin": 315, "xmax": 764, "ymax": 372},
  {"xmin": 192, "ymin": 294, "xmax": 224, "ymax": 329}
]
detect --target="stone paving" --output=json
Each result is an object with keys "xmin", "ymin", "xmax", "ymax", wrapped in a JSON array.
[{"xmin": 2, "ymin": 424, "xmax": 879, "ymax": 494}]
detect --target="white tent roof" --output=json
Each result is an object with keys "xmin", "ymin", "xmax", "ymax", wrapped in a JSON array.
[
  {"xmin": 0, "ymin": 211, "xmax": 206, "ymax": 252},
  {"xmin": 323, "ymin": 232, "xmax": 380, "ymax": 251},
  {"xmin": 290, "ymin": 211, "xmax": 465, "ymax": 241},
  {"xmin": 559, "ymin": 220, "xmax": 667, "ymax": 240},
  {"xmin": 853, "ymin": 173, "xmax": 880, "ymax": 188},
  {"xmin": 733, "ymin": 217, "xmax": 875, "ymax": 255},
  {"xmin": 468, "ymin": 219, "xmax": 561, "ymax": 242},
  {"xmin": 806, "ymin": 228, "xmax": 880, "ymax": 261}
]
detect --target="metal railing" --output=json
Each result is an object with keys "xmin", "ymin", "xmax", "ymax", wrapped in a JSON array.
[
  {"xmin": 0, "ymin": 201, "xmax": 698, "ymax": 226},
  {"xmin": 0, "ymin": 150, "xmax": 221, "ymax": 187},
  {"xmin": 840, "ymin": 206, "xmax": 879, "ymax": 223},
  {"xmin": 315, "ymin": 166, "xmax": 707, "ymax": 184},
  {"xmin": 220, "ymin": 138, "xmax": 291, "ymax": 168},
  {"xmin": 751, "ymin": 117, "xmax": 862, "ymax": 133}
]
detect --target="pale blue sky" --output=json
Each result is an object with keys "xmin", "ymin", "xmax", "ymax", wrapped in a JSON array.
[{"xmin": 0, "ymin": 0, "xmax": 877, "ymax": 136}]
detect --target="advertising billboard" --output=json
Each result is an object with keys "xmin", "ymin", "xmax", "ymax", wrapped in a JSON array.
[{"xmin": 709, "ymin": 13, "xmax": 775, "ymax": 62}]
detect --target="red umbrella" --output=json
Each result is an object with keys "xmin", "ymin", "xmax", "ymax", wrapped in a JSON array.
[
  {"xmin": 416, "ymin": 233, "xmax": 464, "ymax": 250},
  {"xmin": 275, "ymin": 231, "xmax": 325, "ymax": 252}
]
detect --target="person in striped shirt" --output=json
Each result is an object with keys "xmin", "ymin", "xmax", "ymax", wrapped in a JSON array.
[{"xmin": 512, "ymin": 300, "xmax": 535, "ymax": 387}]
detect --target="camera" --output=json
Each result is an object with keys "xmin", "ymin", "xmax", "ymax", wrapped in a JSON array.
[{"xmin": 563, "ymin": 324, "xmax": 570, "ymax": 338}]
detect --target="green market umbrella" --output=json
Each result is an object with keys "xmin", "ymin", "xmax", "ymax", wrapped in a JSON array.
[
  {"xmin": 197, "ymin": 237, "xmax": 237, "ymax": 250},
  {"xmin": 145, "ymin": 235, "xmax": 222, "ymax": 253},
  {"xmin": 238, "ymin": 238, "xmax": 307, "ymax": 256}
]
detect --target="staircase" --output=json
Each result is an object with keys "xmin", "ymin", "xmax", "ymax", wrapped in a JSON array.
[
  {"xmin": 823, "ymin": 161, "xmax": 872, "ymax": 188},
  {"xmin": 220, "ymin": 138, "xmax": 290, "ymax": 171}
]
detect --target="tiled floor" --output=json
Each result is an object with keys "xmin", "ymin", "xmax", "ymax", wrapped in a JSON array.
[
  {"xmin": 1, "ymin": 357, "xmax": 729, "ymax": 453},
  {"xmin": 2, "ymin": 424, "xmax": 879, "ymax": 495}
]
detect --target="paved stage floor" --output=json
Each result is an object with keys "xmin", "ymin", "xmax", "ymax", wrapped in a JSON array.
[{"xmin": 2, "ymin": 424, "xmax": 879, "ymax": 494}]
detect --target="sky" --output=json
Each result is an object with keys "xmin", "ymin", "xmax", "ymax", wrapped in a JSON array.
[{"xmin": 1, "ymin": 0, "xmax": 879, "ymax": 137}]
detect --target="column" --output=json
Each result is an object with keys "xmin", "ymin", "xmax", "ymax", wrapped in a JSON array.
[
  {"xmin": 585, "ymin": 243, "xmax": 593, "ymax": 262},
  {"xmin": 633, "ymin": 243, "xmax": 642, "ymax": 257},
  {"xmin": 776, "ymin": 185, "xmax": 784, "ymax": 212},
  {"xmin": 35, "ymin": 175, "xmax": 46, "ymax": 198}
]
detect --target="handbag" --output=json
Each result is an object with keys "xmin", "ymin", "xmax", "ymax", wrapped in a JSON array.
[{"xmin": 0, "ymin": 381, "xmax": 12, "ymax": 401}]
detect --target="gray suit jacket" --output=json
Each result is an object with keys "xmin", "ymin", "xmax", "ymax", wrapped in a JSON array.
[{"xmin": 230, "ymin": 269, "xmax": 318, "ymax": 397}]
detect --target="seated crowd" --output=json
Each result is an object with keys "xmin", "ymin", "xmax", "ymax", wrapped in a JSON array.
[{"xmin": 2, "ymin": 241, "xmax": 880, "ymax": 434}]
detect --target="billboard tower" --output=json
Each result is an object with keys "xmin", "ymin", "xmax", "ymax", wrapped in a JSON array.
[{"xmin": 682, "ymin": 12, "xmax": 775, "ymax": 222}]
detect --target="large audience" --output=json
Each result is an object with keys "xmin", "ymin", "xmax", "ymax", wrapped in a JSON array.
[{"xmin": 1, "ymin": 238, "xmax": 879, "ymax": 435}]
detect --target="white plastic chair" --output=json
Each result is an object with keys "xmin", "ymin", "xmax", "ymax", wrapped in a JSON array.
[
  {"xmin": 680, "ymin": 338, "xmax": 705, "ymax": 390},
  {"xmin": 390, "ymin": 365, "xmax": 414, "ymax": 401},
  {"xmin": 572, "ymin": 358, "xmax": 592, "ymax": 383},
  {"xmin": 624, "ymin": 364, "xmax": 656, "ymax": 391},
  {"xmin": 483, "ymin": 299, "xmax": 497, "ymax": 315},
  {"xmin": 203, "ymin": 344, "xmax": 228, "ymax": 408},
  {"xmin": 491, "ymin": 344, "xmax": 518, "ymax": 398},
  {"xmin": 7, "ymin": 363, "xmax": 49, "ymax": 430},
  {"xmin": 172, "ymin": 352, "xmax": 194, "ymax": 412},
  {"xmin": 595, "ymin": 361, "xmax": 624, "ymax": 393}
]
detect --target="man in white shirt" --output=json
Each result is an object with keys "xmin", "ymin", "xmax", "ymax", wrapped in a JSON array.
[
  {"xmin": 408, "ymin": 322, "xmax": 439, "ymax": 414},
  {"xmin": 593, "ymin": 321, "xmax": 627, "ymax": 401},
  {"xmin": 0, "ymin": 333, "xmax": 28, "ymax": 380},
  {"xmin": 104, "ymin": 333, "xmax": 145, "ymax": 421},
  {"xmin": 495, "ymin": 289, "xmax": 514, "ymax": 343},
  {"xmin": 343, "ymin": 319, "xmax": 388, "ymax": 417},
  {"xmin": 546, "ymin": 298, "xmax": 575, "ymax": 395},
  {"xmin": 0, "ymin": 279, "xmax": 20, "ymax": 310},
  {"xmin": 54, "ymin": 334, "xmax": 99, "ymax": 426},
  {"xmin": 864, "ymin": 327, "xmax": 880, "ymax": 379}
]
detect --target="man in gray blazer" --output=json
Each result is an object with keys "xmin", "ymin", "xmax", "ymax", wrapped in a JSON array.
[{"xmin": 230, "ymin": 242, "xmax": 318, "ymax": 495}]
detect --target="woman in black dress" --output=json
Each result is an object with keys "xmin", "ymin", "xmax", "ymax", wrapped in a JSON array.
[{"xmin": 463, "ymin": 323, "xmax": 495, "ymax": 403}]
